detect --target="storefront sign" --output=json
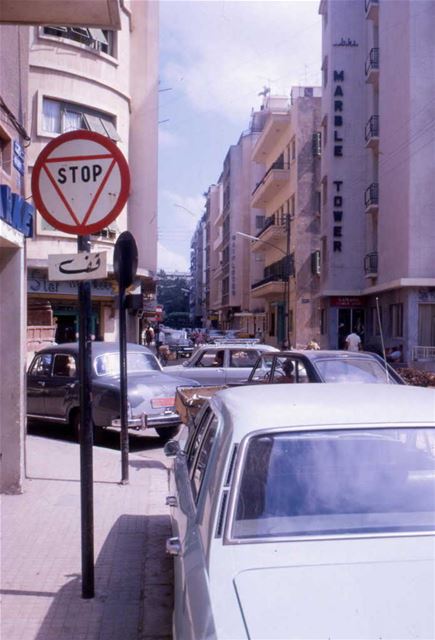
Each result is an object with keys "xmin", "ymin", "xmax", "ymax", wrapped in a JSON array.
[
  {"xmin": 28, "ymin": 271, "xmax": 115, "ymax": 297},
  {"xmin": 331, "ymin": 296, "xmax": 363, "ymax": 308},
  {"xmin": 0, "ymin": 185, "xmax": 34, "ymax": 237}
]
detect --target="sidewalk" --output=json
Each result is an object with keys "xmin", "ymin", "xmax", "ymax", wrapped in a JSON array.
[{"xmin": 1, "ymin": 433, "xmax": 174, "ymax": 640}]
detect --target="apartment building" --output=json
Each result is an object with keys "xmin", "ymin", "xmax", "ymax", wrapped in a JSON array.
[
  {"xmin": 190, "ymin": 214, "xmax": 207, "ymax": 327},
  {"xmin": 26, "ymin": 1, "xmax": 159, "ymax": 353},
  {"xmin": 250, "ymin": 89, "xmax": 322, "ymax": 348},
  {"xmin": 319, "ymin": 0, "xmax": 435, "ymax": 366},
  {"xmin": 214, "ymin": 117, "xmax": 267, "ymax": 334},
  {"xmin": 0, "ymin": 0, "xmax": 125, "ymax": 492}
]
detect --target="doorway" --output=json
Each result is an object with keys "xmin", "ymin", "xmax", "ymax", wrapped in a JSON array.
[{"xmin": 337, "ymin": 308, "xmax": 365, "ymax": 349}]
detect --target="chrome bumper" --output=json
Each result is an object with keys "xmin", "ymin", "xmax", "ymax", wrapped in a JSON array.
[{"xmin": 111, "ymin": 409, "xmax": 180, "ymax": 430}]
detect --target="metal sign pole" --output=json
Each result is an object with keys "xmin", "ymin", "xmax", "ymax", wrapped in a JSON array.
[
  {"xmin": 78, "ymin": 234, "xmax": 95, "ymax": 599},
  {"xmin": 119, "ymin": 283, "xmax": 129, "ymax": 484}
]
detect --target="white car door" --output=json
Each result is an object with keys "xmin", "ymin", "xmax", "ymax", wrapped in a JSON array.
[{"xmin": 184, "ymin": 348, "xmax": 227, "ymax": 386}]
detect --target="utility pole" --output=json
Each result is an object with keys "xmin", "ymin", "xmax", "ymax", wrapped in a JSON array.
[{"xmin": 284, "ymin": 212, "xmax": 291, "ymax": 349}]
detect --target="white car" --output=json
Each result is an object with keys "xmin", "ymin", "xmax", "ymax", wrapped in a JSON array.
[
  {"xmin": 165, "ymin": 384, "xmax": 435, "ymax": 640},
  {"xmin": 164, "ymin": 342, "xmax": 277, "ymax": 386}
]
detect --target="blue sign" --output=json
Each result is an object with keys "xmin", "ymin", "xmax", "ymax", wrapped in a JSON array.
[
  {"xmin": 13, "ymin": 140, "xmax": 25, "ymax": 176},
  {"xmin": 0, "ymin": 185, "xmax": 35, "ymax": 237}
]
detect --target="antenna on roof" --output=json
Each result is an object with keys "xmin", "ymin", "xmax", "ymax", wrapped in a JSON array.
[{"xmin": 258, "ymin": 86, "xmax": 270, "ymax": 97}]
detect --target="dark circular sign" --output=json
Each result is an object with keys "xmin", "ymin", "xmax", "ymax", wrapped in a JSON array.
[{"xmin": 114, "ymin": 231, "xmax": 138, "ymax": 290}]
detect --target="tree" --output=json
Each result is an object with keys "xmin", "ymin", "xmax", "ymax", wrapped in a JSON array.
[{"xmin": 156, "ymin": 270, "xmax": 190, "ymax": 327}]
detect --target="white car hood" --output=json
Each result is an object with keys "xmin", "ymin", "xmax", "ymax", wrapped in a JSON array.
[{"xmin": 234, "ymin": 559, "xmax": 435, "ymax": 639}]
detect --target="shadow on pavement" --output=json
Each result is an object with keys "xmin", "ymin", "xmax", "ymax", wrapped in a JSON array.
[{"xmin": 34, "ymin": 514, "xmax": 173, "ymax": 640}]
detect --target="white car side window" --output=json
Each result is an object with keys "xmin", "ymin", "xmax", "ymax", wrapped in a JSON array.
[{"xmin": 191, "ymin": 416, "xmax": 219, "ymax": 503}]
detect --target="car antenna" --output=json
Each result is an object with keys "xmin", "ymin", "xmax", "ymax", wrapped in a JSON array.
[{"xmin": 376, "ymin": 296, "xmax": 390, "ymax": 383}]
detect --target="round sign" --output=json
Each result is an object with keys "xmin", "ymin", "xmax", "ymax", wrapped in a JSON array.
[
  {"xmin": 31, "ymin": 130, "xmax": 130, "ymax": 235},
  {"xmin": 114, "ymin": 231, "xmax": 138, "ymax": 290}
]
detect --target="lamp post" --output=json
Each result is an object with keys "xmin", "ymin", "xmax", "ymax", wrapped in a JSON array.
[{"xmin": 237, "ymin": 215, "xmax": 291, "ymax": 349}]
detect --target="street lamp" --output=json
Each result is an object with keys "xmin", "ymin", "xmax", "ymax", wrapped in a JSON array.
[{"xmin": 237, "ymin": 217, "xmax": 291, "ymax": 349}]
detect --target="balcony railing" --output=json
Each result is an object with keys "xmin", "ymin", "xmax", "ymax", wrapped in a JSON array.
[
  {"xmin": 251, "ymin": 255, "xmax": 294, "ymax": 289},
  {"xmin": 412, "ymin": 346, "xmax": 435, "ymax": 361},
  {"xmin": 364, "ymin": 251, "xmax": 378, "ymax": 275},
  {"xmin": 365, "ymin": 47, "xmax": 379, "ymax": 76},
  {"xmin": 365, "ymin": 115, "xmax": 379, "ymax": 140},
  {"xmin": 365, "ymin": 183, "xmax": 379, "ymax": 209},
  {"xmin": 252, "ymin": 161, "xmax": 290, "ymax": 197}
]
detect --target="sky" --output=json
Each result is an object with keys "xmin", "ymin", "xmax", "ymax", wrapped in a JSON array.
[{"xmin": 158, "ymin": 0, "xmax": 322, "ymax": 273}]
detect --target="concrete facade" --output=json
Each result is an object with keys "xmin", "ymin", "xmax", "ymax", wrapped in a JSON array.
[
  {"xmin": 319, "ymin": 0, "xmax": 435, "ymax": 365},
  {"xmin": 0, "ymin": 23, "xmax": 33, "ymax": 493},
  {"xmin": 25, "ymin": 1, "xmax": 159, "ymax": 356},
  {"xmin": 250, "ymin": 89, "xmax": 322, "ymax": 348}
]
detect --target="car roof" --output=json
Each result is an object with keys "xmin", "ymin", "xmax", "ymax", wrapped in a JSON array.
[
  {"xmin": 33, "ymin": 342, "xmax": 154, "ymax": 356},
  {"xmin": 196, "ymin": 343, "xmax": 276, "ymax": 351},
  {"xmin": 258, "ymin": 349, "xmax": 384, "ymax": 361},
  {"xmin": 211, "ymin": 384, "xmax": 435, "ymax": 439}
]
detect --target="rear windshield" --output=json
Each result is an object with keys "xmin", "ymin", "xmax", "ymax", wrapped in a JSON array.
[
  {"xmin": 314, "ymin": 357, "xmax": 396, "ymax": 383},
  {"xmin": 232, "ymin": 428, "xmax": 435, "ymax": 540},
  {"xmin": 94, "ymin": 351, "xmax": 160, "ymax": 376}
]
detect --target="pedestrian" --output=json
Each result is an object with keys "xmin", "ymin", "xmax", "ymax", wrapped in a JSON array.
[
  {"xmin": 345, "ymin": 330, "xmax": 362, "ymax": 352},
  {"xmin": 145, "ymin": 325, "xmax": 154, "ymax": 346}
]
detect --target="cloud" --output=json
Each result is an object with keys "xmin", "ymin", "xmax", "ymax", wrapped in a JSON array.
[
  {"xmin": 161, "ymin": 0, "xmax": 321, "ymax": 123},
  {"xmin": 158, "ymin": 127, "xmax": 183, "ymax": 148},
  {"xmin": 158, "ymin": 241, "xmax": 190, "ymax": 272},
  {"xmin": 157, "ymin": 190, "xmax": 206, "ymax": 271}
]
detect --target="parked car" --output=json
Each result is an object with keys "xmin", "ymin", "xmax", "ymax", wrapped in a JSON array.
[
  {"xmin": 165, "ymin": 384, "xmax": 435, "ymax": 639},
  {"xmin": 248, "ymin": 349, "xmax": 405, "ymax": 385},
  {"xmin": 27, "ymin": 342, "xmax": 199, "ymax": 441},
  {"xmin": 164, "ymin": 342, "xmax": 278, "ymax": 386}
]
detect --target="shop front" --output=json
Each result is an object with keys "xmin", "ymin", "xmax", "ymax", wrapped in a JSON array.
[{"xmin": 323, "ymin": 296, "xmax": 366, "ymax": 350}]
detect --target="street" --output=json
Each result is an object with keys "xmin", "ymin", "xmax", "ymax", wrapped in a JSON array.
[{"xmin": 1, "ymin": 423, "xmax": 175, "ymax": 640}]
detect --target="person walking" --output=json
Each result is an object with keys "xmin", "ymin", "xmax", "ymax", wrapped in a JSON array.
[{"xmin": 345, "ymin": 330, "xmax": 362, "ymax": 352}]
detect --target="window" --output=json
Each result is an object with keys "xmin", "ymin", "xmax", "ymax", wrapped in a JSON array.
[
  {"xmin": 390, "ymin": 303, "xmax": 403, "ymax": 338},
  {"xmin": 255, "ymin": 215, "xmax": 265, "ymax": 229},
  {"xmin": 42, "ymin": 98, "xmax": 120, "ymax": 140},
  {"xmin": 53, "ymin": 354, "xmax": 76, "ymax": 377},
  {"xmin": 191, "ymin": 416, "xmax": 219, "ymax": 502},
  {"xmin": 42, "ymin": 26, "xmax": 115, "ymax": 57},
  {"xmin": 291, "ymin": 137, "xmax": 296, "ymax": 161},
  {"xmin": 311, "ymin": 250, "xmax": 321, "ymax": 275},
  {"xmin": 229, "ymin": 350, "xmax": 259, "ymax": 368},
  {"xmin": 0, "ymin": 127, "xmax": 12, "ymax": 175},
  {"xmin": 29, "ymin": 353, "xmax": 53, "ymax": 377},
  {"xmin": 196, "ymin": 349, "xmax": 225, "ymax": 368},
  {"xmin": 186, "ymin": 409, "xmax": 212, "ymax": 470},
  {"xmin": 232, "ymin": 428, "xmax": 435, "ymax": 540},
  {"xmin": 290, "ymin": 194, "xmax": 296, "ymax": 218},
  {"xmin": 312, "ymin": 132, "xmax": 321, "ymax": 157}
]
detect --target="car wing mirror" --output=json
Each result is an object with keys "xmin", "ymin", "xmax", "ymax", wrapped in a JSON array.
[{"xmin": 164, "ymin": 440, "xmax": 181, "ymax": 457}]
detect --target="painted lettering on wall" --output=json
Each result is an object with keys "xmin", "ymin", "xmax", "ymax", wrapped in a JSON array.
[
  {"xmin": 332, "ymin": 70, "xmax": 344, "ymax": 253},
  {"xmin": 0, "ymin": 185, "xmax": 35, "ymax": 237}
]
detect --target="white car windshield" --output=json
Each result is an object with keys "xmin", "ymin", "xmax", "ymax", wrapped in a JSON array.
[
  {"xmin": 233, "ymin": 428, "xmax": 435, "ymax": 539},
  {"xmin": 94, "ymin": 352, "xmax": 160, "ymax": 376},
  {"xmin": 314, "ymin": 357, "xmax": 396, "ymax": 383}
]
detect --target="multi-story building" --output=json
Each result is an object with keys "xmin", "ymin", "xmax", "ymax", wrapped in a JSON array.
[
  {"xmin": 26, "ymin": 1, "xmax": 159, "ymax": 353},
  {"xmin": 205, "ymin": 183, "xmax": 222, "ymax": 328},
  {"xmin": 250, "ymin": 89, "xmax": 322, "ymax": 348},
  {"xmin": 318, "ymin": 0, "xmax": 435, "ymax": 367},
  {"xmin": 0, "ymin": 0, "xmax": 126, "ymax": 492},
  {"xmin": 190, "ymin": 214, "xmax": 206, "ymax": 327},
  {"xmin": 214, "ymin": 114, "xmax": 267, "ymax": 335}
]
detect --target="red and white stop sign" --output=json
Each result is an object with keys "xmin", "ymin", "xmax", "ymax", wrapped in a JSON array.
[{"xmin": 31, "ymin": 130, "xmax": 130, "ymax": 235}]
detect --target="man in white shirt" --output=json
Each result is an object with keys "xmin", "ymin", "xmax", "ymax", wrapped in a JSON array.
[{"xmin": 345, "ymin": 331, "xmax": 362, "ymax": 352}]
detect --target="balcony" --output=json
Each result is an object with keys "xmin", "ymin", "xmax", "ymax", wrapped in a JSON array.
[
  {"xmin": 365, "ymin": 183, "xmax": 379, "ymax": 213},
  {"xmin": 251, "ymin": 162, "xmax": 290, "ymax": 208},
  {"xmin": 365, "ymin": 48, "xmax": 379, "ymax": 83},
  {"xmin": 253, "ymin": 213, "xmax": 287, "ymax": 249},
  {"xmin": 364, "ymin": 251, "xmax": 378, "ymax": 277},
  {"xmin": 252, "ymin": 112, "xmax": 291, "ymax": 162},
  {"xmin": 0, "ymin": 0, "xmax": 121, "ymax": 28},
  {"xmin": 365, "ymin": 115, "xmax": 379, "ymax": 150},
  {"xmin": 251, "ymin": 274, "xmax": 286, "ymax": 300},
  {"xmin": 365, "ymin": 0, "xmax": 379, "ymax": 21}
]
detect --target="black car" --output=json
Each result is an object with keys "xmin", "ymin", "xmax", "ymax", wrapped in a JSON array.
[
  {"xmin": 27, "ymin": 342, "xmax": 199, "ymax": 441},
  {"xmin": 248, "ymin": 350, "xmax": 405, "ymax": 385}
]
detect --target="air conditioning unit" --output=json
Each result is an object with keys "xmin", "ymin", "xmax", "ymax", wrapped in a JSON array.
[{"xmin": 311, "ymin": 250, "xmax": 321, "ymax": 275}]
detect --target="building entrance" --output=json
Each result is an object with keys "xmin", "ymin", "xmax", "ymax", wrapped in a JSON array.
[{"xmin": 337, "ymin": 308, "xmax": 365, "ymax": 349}]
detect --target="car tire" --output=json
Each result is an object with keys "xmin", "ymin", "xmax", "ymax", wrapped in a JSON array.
[{"xmin": 155, "ymin": 425, "xmax": 181, "ymax": 442}]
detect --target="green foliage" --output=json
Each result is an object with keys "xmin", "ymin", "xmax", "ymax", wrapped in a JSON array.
[
  {"xmin": 157, "ymin": 271, "xmax": 190, "ymax": 323},
  {"xmin": 165, "ymin": 312, "xmax": 191, "ymax": 329}
]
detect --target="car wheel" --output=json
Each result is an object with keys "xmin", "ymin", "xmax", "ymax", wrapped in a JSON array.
[
  {"xmin": 155, "ymin": 425, "xmax": 181, "ymax": 442},
  {"xmin": 70, "ymin": 410, "xmax": 102, "ymax": 444}
]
